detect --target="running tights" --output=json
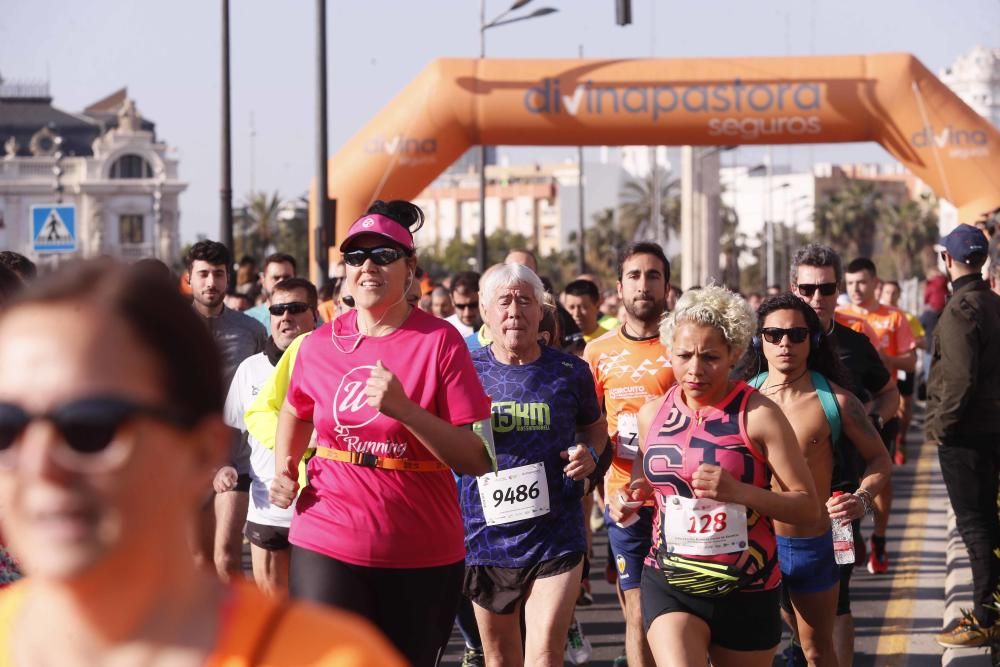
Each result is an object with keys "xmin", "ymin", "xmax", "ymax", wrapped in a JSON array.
[{"xmin": 289, "ymin": 545, "xmax": 463, "ymax": 667}]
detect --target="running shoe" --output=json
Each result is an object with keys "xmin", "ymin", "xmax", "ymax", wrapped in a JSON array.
[
  {"xmin": 460, "ymin": 646, "xmax": 485, "ymax": 667},
  {"xmin": 936, "ymin": 620, "xmax": 996, "ymax": 648},
  {"xmin": 612, "ymin": 654, "xmax": 628, "ymax": 667},
  {"xmin": 867, "ymin": 537, "xmax": 889, "ymax": 574},
  {"xmin": 565, "ymin": 616, "xmax": 593, "ymax": 665}
]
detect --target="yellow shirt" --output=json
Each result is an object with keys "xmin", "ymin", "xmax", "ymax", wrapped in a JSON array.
[{"xmin": 245, "ymin": 332, "xmax": 311, "ymax": 486}]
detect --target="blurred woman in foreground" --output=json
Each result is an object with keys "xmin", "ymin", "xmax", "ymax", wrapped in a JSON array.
[{"xmin": 0, "ymin": 259, "xmax": 402, "ymax": 666}]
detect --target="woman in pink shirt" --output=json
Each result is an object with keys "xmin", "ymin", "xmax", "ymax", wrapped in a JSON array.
[{"xmin": 269, "ymin": 200, "xmax": 493, "ymax": 667}]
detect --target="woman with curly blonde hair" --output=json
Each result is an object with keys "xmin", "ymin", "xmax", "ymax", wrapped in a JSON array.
[{"xmin": 609, "ymin": 285, "xmax": 819, "ymax": 667}]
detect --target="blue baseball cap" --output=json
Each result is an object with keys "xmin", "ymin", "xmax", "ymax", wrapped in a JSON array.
[{"xmin": 936, "ymin": 224, "xmax": 989, "ymax": 264}]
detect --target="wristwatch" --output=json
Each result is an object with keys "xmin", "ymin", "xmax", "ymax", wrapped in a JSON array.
[{"xmin": 868, "ymin": 414, "xmax": 884, "ymax": 432}]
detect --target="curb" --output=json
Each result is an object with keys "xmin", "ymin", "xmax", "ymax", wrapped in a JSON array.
[{"xmin": 943, "ymin": 503, "xmax": 992, "ymax": 666}]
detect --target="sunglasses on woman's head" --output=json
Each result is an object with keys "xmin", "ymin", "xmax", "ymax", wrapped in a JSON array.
[
  {"xmin": 342, "ymin": 246, "xmax": 407, "ymax": 267},
  {"xmin": 0, "ymin": 397, "xmax": 188, "ymax": 472},
  {"xmin": 796, "ymin": 282, "xmax": 838, "ymax": 297},
  {"xmin": 760, "ymin": 327, "xmax": 811, "ymax": 345},
  {"xmin": 268, "ymin": 302, "xmax": 310, "ymax": 316}
]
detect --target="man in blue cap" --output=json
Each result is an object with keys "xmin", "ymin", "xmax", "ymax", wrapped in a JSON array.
[{"xmin": 926, "ymin": 223, "xmax": 1000, "ymax": 648}]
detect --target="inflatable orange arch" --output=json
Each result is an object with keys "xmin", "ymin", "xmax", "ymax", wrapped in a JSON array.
[{"xmin": 313, "ymin": 53, "xmax": 1000, "ymax": 270}]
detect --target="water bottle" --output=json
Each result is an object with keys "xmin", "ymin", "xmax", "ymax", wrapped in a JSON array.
[{"xmin": 831, "ymin": 491, "xmax": 855, "ymax": 565}]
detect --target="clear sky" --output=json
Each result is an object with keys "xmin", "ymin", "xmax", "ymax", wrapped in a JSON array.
[{"xmin": 3, "ymin": 0, "xmax": 998, "ymax": 242}]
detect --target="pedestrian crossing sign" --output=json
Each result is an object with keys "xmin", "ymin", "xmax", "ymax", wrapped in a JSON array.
[{"xmin": 31, "ymin": 205, "xmax": 77, "ymax": 253}]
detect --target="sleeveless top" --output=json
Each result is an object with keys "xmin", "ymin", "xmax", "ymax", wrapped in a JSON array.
[{"xmin": 643, "ymin": 381, "xmax": 780, "ymax": 591}]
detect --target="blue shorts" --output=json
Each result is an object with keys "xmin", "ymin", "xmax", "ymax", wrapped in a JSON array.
[
  {"xmin": 605, "ymin": 505, "xmax": 654, "ymax": 591},
  {"xmin": 776, "ymin": 531, "xmax": 840, "ymax": 594}
]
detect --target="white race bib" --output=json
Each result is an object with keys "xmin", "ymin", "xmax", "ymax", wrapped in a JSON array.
[
  {"xmin": 662, "ymin": 496, "xmax": 748, "ymax": 556},
  {"xmin": 478, "ymin": 462, "xmax": 550, "ymax": 526},
  {"xmin": 616, "ymin": 412, "xmax": 639, "ymax": 460}
]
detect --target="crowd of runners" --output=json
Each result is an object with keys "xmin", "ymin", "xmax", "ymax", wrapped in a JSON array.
[{"xmin": 0, "ymin": 200, "xmax": 995, "ymax": 667}]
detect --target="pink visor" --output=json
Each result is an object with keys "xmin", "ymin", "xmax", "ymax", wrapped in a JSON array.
[{"xmin": 339, "ymin": 213, "xmax": 414, "ymax": 252}]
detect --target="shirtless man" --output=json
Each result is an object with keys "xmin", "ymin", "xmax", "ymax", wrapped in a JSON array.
[{"xmin": 748, "ymin": 294, "xmax": 890, "ymax": 667}]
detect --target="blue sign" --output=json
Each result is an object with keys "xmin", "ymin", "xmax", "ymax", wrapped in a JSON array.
[{"xmin": 31, "ymin": 205, "xmax": 76, "ymax": 253}]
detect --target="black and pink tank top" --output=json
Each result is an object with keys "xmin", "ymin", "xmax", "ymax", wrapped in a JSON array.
[{"xmin": 642, "ymin": 381, "xmax": 780, "ymax": 591}]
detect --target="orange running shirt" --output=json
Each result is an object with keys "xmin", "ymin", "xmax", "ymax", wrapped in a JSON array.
[
  {"xmin": 0, "ymin": 580, "xmax": 405, "ymax": 667},
  {"xmin": 584, "ymin": 327, "xmax": 675, "ymax": 502},
  {"xmin": 837, "ymin": 303, "xmax": 916, "ymax": 358},
  {"xmin": 833, "ymin": 309, "xmax": 881, "ymax": 348}
]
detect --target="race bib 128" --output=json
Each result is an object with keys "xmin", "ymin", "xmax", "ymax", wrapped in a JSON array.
[{"xmin": 662, "ymin": 496, "xmax": 748, "ymax": 556}]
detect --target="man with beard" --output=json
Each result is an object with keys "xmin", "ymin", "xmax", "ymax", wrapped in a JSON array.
[
  {"xmin": 838, "ymin": 257, "xmax": 916, "ymax": 575},
  {"xmin": 585, "ymin": 243, "xmax": 675, "ymax": 667},
  {"xmin": 186, "ymin": 240, "xmax": 267, "ymax": 580}
]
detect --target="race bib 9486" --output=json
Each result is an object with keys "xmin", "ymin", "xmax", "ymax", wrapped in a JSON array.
[{"xmin": 478, "ymin": 462, "xmax": 550, "ymax": 526}]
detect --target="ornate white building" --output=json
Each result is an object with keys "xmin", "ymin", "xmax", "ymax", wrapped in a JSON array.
[
  {"xmin": 0, "ymin": 82, "xmax": 186, "ymax": 265},
  {"xmin": 940, "ymin": 47, "xmax": 1000, "ymax": 129}
]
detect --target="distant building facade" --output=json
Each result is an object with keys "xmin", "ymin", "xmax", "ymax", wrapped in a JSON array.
[
  {"xmin": 0, "ymin": 80, "xmax": 186, "ymax": 265},
  {"xmin": 413, "ymin": 157, "xmax": 621, "ymax": 257},
  {"xmin": 940, "ymin": 47, "xmax": 1000, "ymax": 129}
]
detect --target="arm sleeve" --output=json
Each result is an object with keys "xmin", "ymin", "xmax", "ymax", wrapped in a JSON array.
[
  {"xmin": 858, "ymin": 337, "xmax": 891, "ymax": 397},
  {"xmin": 245, "ymin": 333, "xmax": 309, "ymax": 449},
  {"xmin": 932, "ymin": 305, "xmax": 981, "ymax": 439},
  {"xmin": 223, "ymin": 362, "xmax": 247, "ymax": 431},
  {"xmin": 434, "ymin": 331, "xmax": 492, "ymax": 426}
]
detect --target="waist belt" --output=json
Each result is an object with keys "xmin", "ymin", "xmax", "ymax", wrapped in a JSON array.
[{"xmin": 314, "ymin": 446, "xmax": 449, "ymax": 472}]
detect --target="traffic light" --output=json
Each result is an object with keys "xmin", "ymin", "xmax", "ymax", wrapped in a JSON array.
[{"xmin": 615, "ymin": 0, "xmax": 632, "ymax": 26}]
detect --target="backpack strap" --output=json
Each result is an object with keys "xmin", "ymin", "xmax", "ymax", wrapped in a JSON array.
[
  {"xmin": 810, "ymin": 371, "xmax": 842, "ymax": 444},
  {"xmin": 749, "ymin": 371, "xmax": 841, "ymax": 443},
  {"xmin": 748, "ymin": 372, "xmax": 767, "ymax": 389}
]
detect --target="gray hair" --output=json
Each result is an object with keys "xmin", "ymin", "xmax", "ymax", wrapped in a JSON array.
[
  {"xmin": 480, "ymin": 262, "xmax": 546, "ymax": 308},
  {"xmin": 790, "ymin": 244, "xmax": 843, "ymax": 286},
  {"xmin": 431, "ymin": 286, "xmax": 449, "ymax": 299},
  {"xmin": 660, "ymin": 284, "xmax": 754, "ymax": 352}
]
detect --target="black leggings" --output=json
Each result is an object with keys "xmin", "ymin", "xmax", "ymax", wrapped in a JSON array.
[{"xmin": 289, "ymin": 545, "xmax": 464, "ymax": 667}]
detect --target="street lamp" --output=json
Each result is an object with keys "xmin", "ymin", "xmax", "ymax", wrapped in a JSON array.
[{"xmin": 477, "ymin": 0, "xmax": 558, "ymax": 272}]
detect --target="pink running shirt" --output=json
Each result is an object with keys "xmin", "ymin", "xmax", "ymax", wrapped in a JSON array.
[{"xmin": 286, "ymin": 307, "xmax": 491, "ymax": 568}]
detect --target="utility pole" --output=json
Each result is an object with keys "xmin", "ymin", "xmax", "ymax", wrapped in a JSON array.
[
  {"xmin": 315, "ymin": 0, "xmax": 330, "ymax": 281},
  {"xmin": 577, "ymin": 43, "xmax": 585, "ymax": 275},
  {"xmin": 477, "ymin": 0, "xmax": 488, "ymax": 273},
  {"xmin": 220, "ymin": 0, "xmax": 233, "ymax": 252}
]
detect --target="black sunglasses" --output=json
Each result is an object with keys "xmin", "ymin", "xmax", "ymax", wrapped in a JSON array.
[
  {"xmin": 0, "ymin": 397, "xmax": 186, "ymax": 462},
  {"xmin": 269, "ymin": 302, "xmax": 311, "ymax": 316},
  {"xmin": 342, "ymin": 246, "xmax": 407, "ymax": 267},
  {"xmin": 796, "ymin": 282, "xmax": 838, "ymax": 297},
  {"xmin": 454, "ymin": 301, "xmax": 479, "ymax": 310},
  {"xmin": 760, "ymin": 327, "xmax": 811, "ymax": 345}
]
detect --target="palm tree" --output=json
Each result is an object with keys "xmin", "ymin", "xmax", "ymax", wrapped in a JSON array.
[
  {"xmin": 618, "ymin": 168, "xmax": 681, "ymax": 244},
  {"xmin": 878, "ymin": 194, "xmax": 939, "ymax": 279},
  {"xmin": 238, "ymin": 190, "xmax": 282, "ymax": 259},
  {"xmin": 813, "ymin": 181, "xmax": 882, "ymax": 259}
]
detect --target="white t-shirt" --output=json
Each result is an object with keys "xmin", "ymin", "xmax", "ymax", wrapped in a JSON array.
[
  {"xmin": 444, "ymin": 313, "xmax": 475, "ymax": 338},
  {"xmin": 224, "ymin": 352, "xmax": 295, "ymax": 528}
]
